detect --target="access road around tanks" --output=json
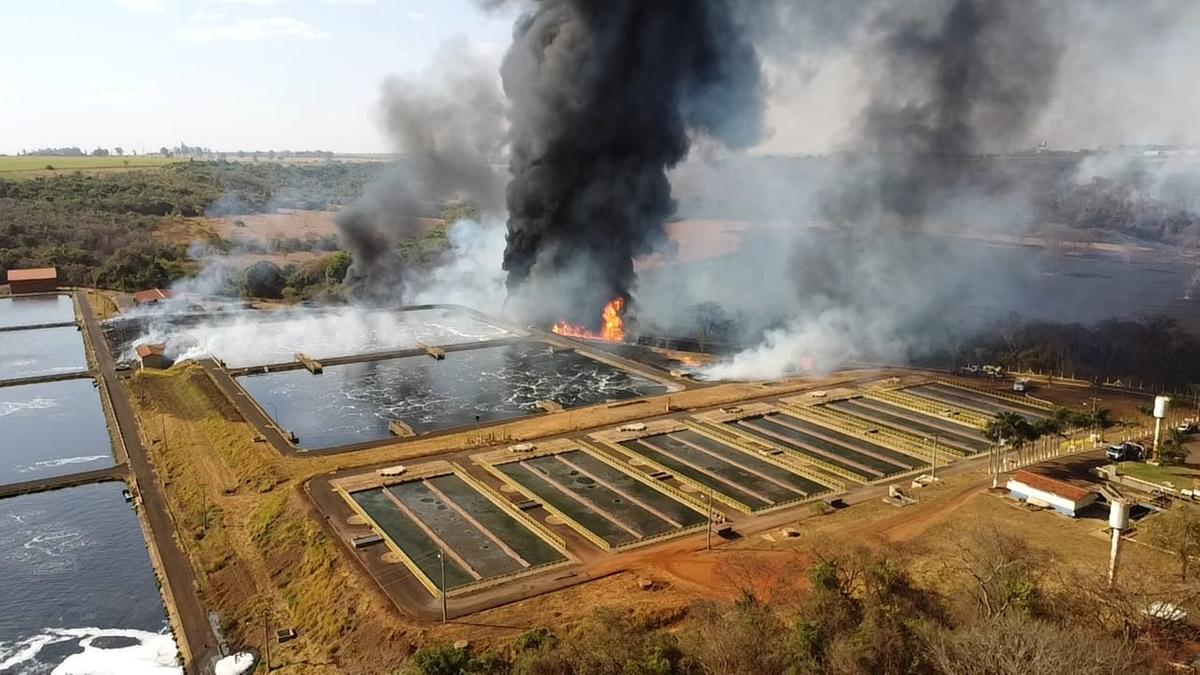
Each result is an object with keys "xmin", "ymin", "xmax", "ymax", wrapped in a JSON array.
[{"xmin": 78, "ymin": 291, "xmax": 218, "ymax": 674}]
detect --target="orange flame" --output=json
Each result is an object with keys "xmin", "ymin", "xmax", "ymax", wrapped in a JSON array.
[{"xmin": 552, "ymin": 297, "xmax": 626, "ymax": 342}]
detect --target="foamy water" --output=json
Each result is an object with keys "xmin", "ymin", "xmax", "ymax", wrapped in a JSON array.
[
  {"xmin": 0, "ymin": 397, "xmax": 59, "ymax": 417},
  {"xmin": 0, "ymin": 627, "xmax": 180, "ymax": 674},
  {"xmin": 15, "ymin": 455, "xmax": 111, "ymax": 474}
]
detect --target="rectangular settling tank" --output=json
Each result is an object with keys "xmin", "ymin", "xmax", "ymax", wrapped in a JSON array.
[
  {"xmin": 496, "ymin": 449, "xmax": 708, "ymax": 548},
  {"xmin": 239, "ymin": 342, "xmax": 668, "ymax": 450},
  {"xmin": 620, "ymin": 429, "xmax": 828, "ymax": 511},
  {"xmin": 0, "ymin": 325, "xmax": 89, "ymax": 382},
  {"xmin": 0, "ymin": 294, "xmax": 74, "ymax": 329},
  {"xmin": 349, "ymin": 473, "xmax": 565, "ymax": 594},
  {"xmin": 0, "ymin": 379, "xmax": 115, "ymax": 485}
]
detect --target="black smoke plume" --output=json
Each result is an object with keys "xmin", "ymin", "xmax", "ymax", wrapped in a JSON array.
[
  {"xmin": 338, "ymin": 39, "xmax": 506, "ymax": 304},
  {"xmin": 497, "ymin": 0, "xmax": 765, "ymax": 329},
  {"xmin": 822, "ymin": 0, "xmax": 1062, "ymax": 226}
]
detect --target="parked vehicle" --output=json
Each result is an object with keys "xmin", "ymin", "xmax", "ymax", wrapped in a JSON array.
[
  {"xmin": 1107, "ymin": 442, "xmax": 1146, "ymax": 462},
  {"xmin": 1012, "ymin": 378, "xmax": 1032, "ymax": 393},
  {"xmin": 1176, "ymin": 419, "xmax": 1198, "ymax": 434}
]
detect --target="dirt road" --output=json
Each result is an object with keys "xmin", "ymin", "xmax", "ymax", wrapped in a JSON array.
[{"xmin": 79, "ymin": 292, "xmax": 219, "ymax": 673}]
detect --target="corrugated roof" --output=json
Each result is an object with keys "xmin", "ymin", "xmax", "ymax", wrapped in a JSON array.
[
  {"xmin": 136, "ymin": 343, "xmax": 166, "ymax": 358},
  {"xmin": 6, "ymin": 267, "xmax": 57, "ymax": 282},
  {"xmin": 1011, "ymin": 469, "xmax": 1094, "ymax": 502},
  {"xmin": 134, "ymin": 288, "xmax": 174, "ymax": 303}
]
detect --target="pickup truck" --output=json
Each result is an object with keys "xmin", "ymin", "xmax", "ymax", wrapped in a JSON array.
[{"xmin": 1106, "ymin": 442, "xmax": 1146, "ymax": 462}]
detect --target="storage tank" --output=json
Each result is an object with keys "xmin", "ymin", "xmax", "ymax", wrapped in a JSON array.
[
  {"xmin": 1109, "ymin": 500, "xmax": 1131, "ymax": 531},
  {"xmin": 1154, "ymin": 395, "xmax": 1171, "ymax": 419}
]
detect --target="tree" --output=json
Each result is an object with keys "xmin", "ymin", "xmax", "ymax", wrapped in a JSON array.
[
  {"xmin": 90, "ymin": 147, "xmax": 109, "ymax": 157},
  {"xmin": 90, "ymin": 241, "xmax": 186, "ymax": 291},
  {"xmin": 243, "ymin": 260, "xmax": 285, "ymax": 299},
  {"xmin": 1143, "ymin": 504, "xmax": 1200, "ymax": 581},
  {"xmin": 946, "ymin": 522, "xmax": 1049, "ymax": 620},
  {"xmin": 928, "ymin": 612, "xmax": 1148, "ymax": 675},
  {"xmin": 114, "ymin": 147, "xmax": 124, "ymax": 156},
  {"xmin": 1159, "ymin": 428, "xmax": 1188, "ymax": 466},
  {"xmin": 159, "ymin": 146, "xmax": 171, "ymax": 157},
  {"xmin": 326, "ymin": 250, "xmax": 351, "ymax": 284}
]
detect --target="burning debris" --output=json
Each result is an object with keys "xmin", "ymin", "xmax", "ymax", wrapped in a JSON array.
[{"xmin": 496, "ymin": 0, "xmax": 766, "ymax": 330}]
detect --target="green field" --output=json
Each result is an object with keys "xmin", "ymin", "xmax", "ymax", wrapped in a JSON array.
[
  {"xmin": 1117, "ymin": 461, "xmax": 1200, "ymax": 491},
  {"xmin": 0, "ymin": 155, "xmax": 180, "ymax": 177}
]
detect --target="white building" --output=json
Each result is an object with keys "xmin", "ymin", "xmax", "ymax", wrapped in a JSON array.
[{"xmin": 1007, "ymin": 469, "xmax": 1097, "ymax": 517}]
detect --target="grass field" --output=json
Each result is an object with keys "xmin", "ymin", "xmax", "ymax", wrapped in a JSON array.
[
  {"xmin": 1117, "ymin": 460, "xmax": 1200, "ymax": 491},
  {"xmin": 0, "ymin": 155, "xmax": 180, "ymax": 177}
]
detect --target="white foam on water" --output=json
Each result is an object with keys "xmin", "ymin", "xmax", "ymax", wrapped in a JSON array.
[
  {"xmin": 0, "ymin": 397, "xmax": 60, "ymax": 417},
  {"xmin": 0, "ymin": 627, "xmax": 180, "ymax": 674},
  {"xmin": 214, "ymin": 652, "xmax": 256, "ymax": 675},
  {"xmin": 15, "ymin": 456, "xmax": 111, "ymax": 473}
]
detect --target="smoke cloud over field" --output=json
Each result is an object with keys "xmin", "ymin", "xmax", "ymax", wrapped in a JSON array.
[
  {"xmin": 495, "ymin": 0, "xmax": 766, "ymax": 329},
  {"xmin": 707, "ymin": 0, "xmax": 1065, "ymax": 379},
  {"xmin": 337, "ymin": 39, "xmax": 506, "ymax": 304}
]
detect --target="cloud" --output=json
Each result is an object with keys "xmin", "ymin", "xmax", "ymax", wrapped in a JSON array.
[
  {"xmin": 210, "ymin": 0, "xmax": 289, "ymax": 5},
  {"xmin": 116, "ymin": 0, "xmax": 168, "ymax": 12},
  {"xmin": 175, "ymin": 16, "xmax": 328, "ymax": 42}
]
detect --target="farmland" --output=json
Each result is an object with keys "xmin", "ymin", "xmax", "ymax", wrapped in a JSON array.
[{"xmin": 0, "ymin": 155, "xmax": 180, "ymax": 178}]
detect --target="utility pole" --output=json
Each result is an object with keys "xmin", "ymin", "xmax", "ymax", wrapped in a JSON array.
[
  {"xmin": 439, "ymin": 548, "xmax": 448, "ymax": 623},
  {"xmin": 263, "ymin": 609, "xmax": 270, "ymax": 671},
  {"xmin": 706, "ymin": 488, "xmax": 713, "ymax": 551},
  {"xmin": 930, "ymin": 434, "xmax": 939, "ymax": 480}
]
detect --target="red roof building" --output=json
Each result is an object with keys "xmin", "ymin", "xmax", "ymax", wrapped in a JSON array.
[
  {"xmin": 6, "ymin": 267, "xmax": 58, "ymax": 295},
  {"xmin": 133, "ymin": 288, "xmax": 174, "ymax": 305},
  {"xmin": 1007, "ymin": 469, "xmax": 1097, "ymax": 516},
  {"xmin": 136, "ymin": 343, "xmax": 172, "ymax": 369}
]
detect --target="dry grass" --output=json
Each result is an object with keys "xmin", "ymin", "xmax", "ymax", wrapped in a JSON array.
[{"xmin": 129, "ymin": 365, "xmax": 405, "ymax": 672}]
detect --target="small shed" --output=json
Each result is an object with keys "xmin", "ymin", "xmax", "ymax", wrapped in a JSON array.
[
  {"xmin": 133, "ymin": 288, "xmax": 174, "ymax": 306},
  {"xmin": 136, "ymin": 343, "xmax": 173, "ymax": 370},
  {"xmin": 1007, "ymin": 469, "xmax": 1098, "ymax": 517},
  {"xmin": 6, "ymin": 267, "xmax": 58, "ymax": 295}
]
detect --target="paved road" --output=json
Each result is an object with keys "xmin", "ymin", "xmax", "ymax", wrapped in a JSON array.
[{"xmin": 78, "ymin": 293, "xmax": 218, "ymax": 674}]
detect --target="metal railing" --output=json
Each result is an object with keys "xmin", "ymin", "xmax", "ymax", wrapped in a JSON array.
[
  {"xmin": 865, "ymin": 389, "xmax": 992, "ymax": 428},
  {"xmin": 574, "ymin": 441, "xmax": 720, "ymax": 522},
  {"xmin": 477, "ymin": 461, "xmax": 614, "ymax": 551},
  {"xmin": 782, "ymin": 403, "xmax": 967, "ymax": 462},
  {"xmin": 593, "ymin": 437, "xmax": 757, "ymax": 514},
  {"xmin": 448, "ymin": 463, "xmax": 570, "ymax": 552},
  {"xmin": 683, "ymin": 420, "xmax": 850, "ymax": 491},
  {"xmin": 688, "ymin": 419, "xmax": 863, "ymax": 487},
  {"xmin": 930, "ymin": 377, "xmax": 1056, "ymax": 410}
]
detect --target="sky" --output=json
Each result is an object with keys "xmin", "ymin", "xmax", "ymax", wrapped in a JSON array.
[{"xmin": 0, "ymin": 0, "xmax": 512, "ymax": 154}]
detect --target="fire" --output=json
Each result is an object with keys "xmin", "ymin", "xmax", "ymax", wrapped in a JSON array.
[{"xmin": 552, "ymin": 297, "xmax": 626, "ymax": 342}]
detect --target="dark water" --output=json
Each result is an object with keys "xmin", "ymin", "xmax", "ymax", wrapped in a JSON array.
[
  {"xmin": 0, "ymin": 379, "xmax": 114, "ymax": 487},
  {"xmin": 0, "ymin": 295, "xmax": 75, "ymax": 330},
  {"xmin": 239, "ymin": 342, "xmax": 668, "ymax": 449},
  {"xmin": 0, "ymin": 482, "xmax": 178, "ymax": 673},
  {"xmin": 0, "ymin": 326, "xmax": 89, "ymax": 382}
]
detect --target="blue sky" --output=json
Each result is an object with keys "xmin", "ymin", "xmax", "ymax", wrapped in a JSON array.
[{"xmin": 0, "ymin": 0, "xmax": 511, "ymax": 154}]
